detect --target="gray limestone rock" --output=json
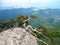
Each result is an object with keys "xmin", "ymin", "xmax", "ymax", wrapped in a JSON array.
[{"xmin": 0, "ymin": 27, "xmax": 38, "ymax": 45}]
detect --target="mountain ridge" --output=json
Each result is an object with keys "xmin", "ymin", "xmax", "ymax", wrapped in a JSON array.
[{"xmin": 0, "ymin": 8, "xmax": 60, "ymax": 30}]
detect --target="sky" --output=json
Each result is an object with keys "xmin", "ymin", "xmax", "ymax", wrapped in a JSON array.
[{"xmin": 0, "ymin": 0, "xmax": 60, "ymax": 10}]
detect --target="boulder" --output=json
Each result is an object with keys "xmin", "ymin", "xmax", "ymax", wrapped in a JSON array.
[{"xmin": 0, "ymin": 27, "xmax": 38, "ymax": 45}]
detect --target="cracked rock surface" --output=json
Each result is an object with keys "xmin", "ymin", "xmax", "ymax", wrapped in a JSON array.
[{"xmin": 0, "ymin": 27, "xmax": 38, "ymax": 45}]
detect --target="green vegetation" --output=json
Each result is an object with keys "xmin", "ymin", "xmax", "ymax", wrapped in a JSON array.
[
  {"xmin": 0, "ymin": 14, "xmax": 38, "ymax": 31},
  {"xmin": 0, "ymin": 14, "xmax": 60, "ymax": 45},
  {"xmin": 16, "ymin": 15, "xmax": 28, "ymax": 27}
]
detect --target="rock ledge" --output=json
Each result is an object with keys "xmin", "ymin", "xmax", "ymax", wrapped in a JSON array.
[{"xmin": 0, "ymin": 27, "xmax": 38, "ymax": 45}]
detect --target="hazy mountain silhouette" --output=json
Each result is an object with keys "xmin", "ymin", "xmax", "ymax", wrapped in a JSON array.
[{"xmin": 0, "ymin": 8, "xmax": 60, "ymax": 29}]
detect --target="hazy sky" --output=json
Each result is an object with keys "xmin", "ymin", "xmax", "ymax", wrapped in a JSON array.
[{"xmin": 0, "ymin": 0, "xmax": 60, "ymax": 9}]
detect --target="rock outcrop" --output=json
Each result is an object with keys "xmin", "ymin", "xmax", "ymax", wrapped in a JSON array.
[{"xmin": 0, "ymin": 27, "xmax": 38, "ymax": 45}]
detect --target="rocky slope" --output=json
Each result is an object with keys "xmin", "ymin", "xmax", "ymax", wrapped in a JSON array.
[{"xmin": 0, "ymin": 27, "xmax": 38, "ymax": 45}]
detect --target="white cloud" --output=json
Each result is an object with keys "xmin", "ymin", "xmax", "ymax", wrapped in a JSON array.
[
  {"xmin": 1, "ymin": 0, "xmax": 39, "ymax": 3},
  {"xmin": 0, "ymin": 0, "xmax": 56, "ymax": 9},
  {"xmin": 1, "ymin": 0, "xmax": 53, "ymax": 3}
]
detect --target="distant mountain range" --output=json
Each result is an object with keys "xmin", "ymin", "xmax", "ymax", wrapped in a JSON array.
[
  {"xmin": 0, "ymin": 8, "xmax": 60, "ymax": 30},
  {"xmin": 0, "ymin": 8, "xmax": 35, "ymax": 21}
]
